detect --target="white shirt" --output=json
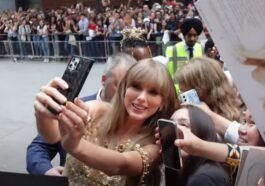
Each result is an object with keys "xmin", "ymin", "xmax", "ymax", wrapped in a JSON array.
[
  {"xmin": 224, "ymin": 121, "xmax": 240, "ymax": 144},
  {"xmin": 152, "ymin": 56, "xmax": 168, "ymax": 66},
  {"xmin": 96, "ymin": 88, "xmax": 103, "ymax": 101}
]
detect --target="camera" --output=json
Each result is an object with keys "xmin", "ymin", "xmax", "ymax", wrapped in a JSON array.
[{"xmin": 68, "ymin": 57, "xmax": 80, "ymax": 72}]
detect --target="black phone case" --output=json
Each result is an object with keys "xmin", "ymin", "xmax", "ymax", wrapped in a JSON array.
[
  {"xmin": 60, "ymin": 56, "xmax": 94, "ymax": 102},
  {"xmin": 158, "ymin": 119, "xmax": 182, "ymax": 171},
  {"xmin": 48, "ymin": 56, "xmax": 94, "ymax": 115}
]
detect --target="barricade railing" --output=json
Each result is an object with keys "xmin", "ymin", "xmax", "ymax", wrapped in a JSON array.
[{"xmin": 0, "ymin": 34, "xmax": 166, "ymax": 61}]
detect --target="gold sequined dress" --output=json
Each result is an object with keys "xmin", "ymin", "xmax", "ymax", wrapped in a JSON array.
[{"xmin": 64, "ymin": 118, "xmax": 148, "ymax": 186}]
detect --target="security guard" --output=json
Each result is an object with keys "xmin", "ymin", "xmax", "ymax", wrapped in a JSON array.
[{"xmin": 166, "ymin": 18, "xmax": 204, "ymax": 78}]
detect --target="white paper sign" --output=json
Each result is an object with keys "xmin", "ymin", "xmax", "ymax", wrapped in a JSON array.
[
  {"xmin": 236, "ymin": 148, "xmax": 265, "ymax": 186},
  {"xmin": 195, "ymin": 0, "xmax": 265, "ymax": 140}
]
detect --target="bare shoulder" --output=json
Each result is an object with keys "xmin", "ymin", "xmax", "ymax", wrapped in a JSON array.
[
  {"xmin": 140, "ymin": 144, "xmax": 161, "ymax": 170},
  {"xmin": 85, "ymin": 100, "xmax": 111, "ymax": 122},
  {"xmin": 142, "ymin": 144, "xmax": 160, "ymax": 155},
  {"xmin": 142, "ymin": 144, "xmax": 161, "ymax": 162}
]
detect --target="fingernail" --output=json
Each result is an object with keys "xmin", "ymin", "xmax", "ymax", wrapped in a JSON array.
[
  {"xmin": 61, "ymin": 105, "xmax": 66, "ymax": 111},
  {"xmin": 58, "ymin": 113, "xmax": 63, "ymax": 119},
  {"xmin": 57, "ymin": 105, "xmax": 62, "ymax": 111},
  {"xmin": 63, "ymin": 83, "xmax": 69, "ymax": 89},
  {"xmin": 76, "ymin": 98, "xmax": 82, "ymax": 103},
  {"xmin": 74, "ymin": 98, "xmax": 78, "ymax": 103},
  {"xmin": 87, "ymin": 115, "xmax": 91, "ymax": 123}
]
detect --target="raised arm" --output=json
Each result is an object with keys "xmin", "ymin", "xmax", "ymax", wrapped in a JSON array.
[
  {"xmin": 73, "ymin": 140, "xmax": 160, "ymax": 176},
  {"xmin": 182, "ymin": 103, "xmax": 240, "ymax": 143},
  {"xmin": 34, "ymin": 77, "xmax": 68, "ymax": 143},
  {"xmin": 175, "ymin": 125, "xmax": 239, "ymax": 163},
  {"xmin": 58, "ymin": 99, "xmax": 161, "ymax": 176}
]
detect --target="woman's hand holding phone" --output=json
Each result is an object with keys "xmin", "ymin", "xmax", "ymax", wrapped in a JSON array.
[
  {"xmin": 58, "ymin": 98, "xmax": 89, "ymax": 154},
  {"xmin": 37, "ymin": 56, "xmax": 94, "ymax": 116},
  {"xmin": 34, "ymin": 77, "xmax": 69, "ymax": 119}
]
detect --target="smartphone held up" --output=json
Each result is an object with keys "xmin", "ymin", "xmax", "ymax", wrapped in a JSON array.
[
  {"xmin": 48, "ymin": 56, "xmax": 94, "ymax": 115},
  {"xmin": 179, "ymin": 89, "xmax": 200, "ymax": 105},
  {"xmin": 60, "ymin": 56, "xmax": 94, "ymax": 102},
  {"xmin": 157, "ymin": 119, "xmax": 182, "ymax": 171}
]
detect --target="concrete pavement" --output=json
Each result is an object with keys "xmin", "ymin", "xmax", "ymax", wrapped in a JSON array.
[{"xmin": 0, "ymin": 59, "xmax": 104, "ymax": 173}]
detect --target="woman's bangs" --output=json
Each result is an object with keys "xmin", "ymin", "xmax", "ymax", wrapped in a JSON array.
[{"xmin": 127, "ymin": 67, "xmax": 164, "ymax": 93}]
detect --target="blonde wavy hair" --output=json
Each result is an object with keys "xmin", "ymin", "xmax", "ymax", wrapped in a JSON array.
[
  {"xmin": 175, "ymin": 57, "xmax": 241, "ymax": 121},
  {"xmin": 99, "ymin": 59, "xmax": 178, "ymax": 148}
]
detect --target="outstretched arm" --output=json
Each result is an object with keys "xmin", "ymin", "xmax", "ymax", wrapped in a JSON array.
[
  {"xmin": 58, "ymin": 99, "xmax": 161, "ymax": 176},
  {"xmin": 34, "ymin": 77, "xmax": 68, "ymax": 144},
  {"xmin": 181, "ymin": 103, "xmax": 240, "ymax": 143},
  {"xmin": 72, "ymin": 139, "xmax": 160, "ymax": 176},
  {"xmin": 175, "ymin": 125, "xmax": 229, "ymax": 162},
  {"xmin": 155, "ymin": 125, "xmax": 229, "ymax": 162},
  {"xmin": 174, "ymin": 125, "xmax": 250, "ymax": 163}
]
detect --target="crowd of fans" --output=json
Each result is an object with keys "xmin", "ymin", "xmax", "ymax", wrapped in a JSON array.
[
  {"xmin": 20, "ymin": 1, "xmax": 265, "ymax": 186},
  {"xmin": 0, "ymin": 0, "xmax": 200, "ymax": 62}
]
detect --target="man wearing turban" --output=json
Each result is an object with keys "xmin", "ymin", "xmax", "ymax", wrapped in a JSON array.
[{"xmin": 165, "ymin": 18, "xmax": 204, "ymax": 78}]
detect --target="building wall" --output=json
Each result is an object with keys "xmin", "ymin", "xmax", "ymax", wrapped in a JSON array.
[
  {"xmin": 42, "ymin": 0, "xmax": 78, "ymax": 9},
  {"xmin": 42, "ymin": 0, "xmax": 104, "ymax": 9},
  {"xmin": 41, "ymin": 0, "xmax": 162, "ymax": 10},
  {"xmin": 0, "ymin": 0, "xmax": 16, "ymax": 12}
]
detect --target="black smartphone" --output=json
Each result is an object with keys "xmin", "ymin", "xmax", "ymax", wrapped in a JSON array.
[
  {"xmin": 48, "ymin": 56, "xmax": 94, "ymax": 115},
  {"xmin": 157, "ymin": 119, "xmax": 182, "ymax": 171}
]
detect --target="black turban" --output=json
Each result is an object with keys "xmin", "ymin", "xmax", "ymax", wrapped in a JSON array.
[{"xmin": 180, "ymin": 18, "xmax": 203, "ymax": 36}]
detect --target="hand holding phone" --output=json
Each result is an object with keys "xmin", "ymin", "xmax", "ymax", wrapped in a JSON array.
[
  {"xmin": 157, "ymin": 119, "xmax": 182, "ymax": 171},
  {"xmin": 48, "ymin": 56, "xmax": 94, "ymax": 115},
  {"xmin": 179, "ymin": 89, "xmax": 200, "ymax": 105}
]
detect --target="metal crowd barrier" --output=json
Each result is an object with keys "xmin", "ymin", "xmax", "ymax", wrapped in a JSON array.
[{"xmin": 0, "ymin": 35, "xmax": 166, "ymax": 62}]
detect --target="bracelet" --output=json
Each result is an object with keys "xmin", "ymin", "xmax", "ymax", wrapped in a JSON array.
[
  {"xmin": 225, "ymin": 143, "xmax": 241, "ymax": 175},
  {"xmin": 134, "ymin": 144, "xmax": 150, "ymax": 185}
]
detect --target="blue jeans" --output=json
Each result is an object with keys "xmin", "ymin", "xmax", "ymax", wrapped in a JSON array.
[
  {"xmin": 51, "ymin": 35, "xmax": 60, "ymax": 57},
  {"xmin": 8, "ymin": 37, "xmax": 19, "ymax": 56},
  {"xmin": 64, "ymin": 35, "xmax": 77, "ymax": 56},
  {"xmin": 32, "ymin": 35, "xmax": 42, "ymax": 56},
  {"xmin": 40, "ymin": 36, "xmax": 50, "ymax": 57},
  {"xmin": 18, "ymin": 36, "xmax": 27, "ymax": 57}
]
